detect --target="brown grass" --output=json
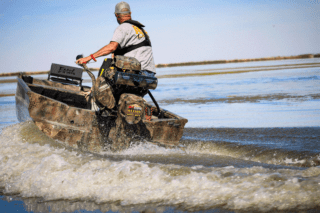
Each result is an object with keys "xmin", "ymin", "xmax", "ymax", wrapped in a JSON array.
[
  {"xmin": 0, "ymin": 68, "xmax": 99, "ymax": 77},
  {"xmin": 155, "ymin": 54, "xmax": 318, "ymax": 68},
  {"xmin": 0, "ymin": 93, "xmax": 15, "ymax": 97}
]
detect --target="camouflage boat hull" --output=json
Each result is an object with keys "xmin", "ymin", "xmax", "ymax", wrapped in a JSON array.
[{"xmin": 15, "ymin": 75, "xmax": 188, "ymax": 152}]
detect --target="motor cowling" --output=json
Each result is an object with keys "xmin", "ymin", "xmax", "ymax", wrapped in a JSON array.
[{"xmin": 118, "ymin": 93, "xmax": 145, "ymax": 124}]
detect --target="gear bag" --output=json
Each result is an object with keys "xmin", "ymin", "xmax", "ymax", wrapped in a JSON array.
[
  {"xmin": 118, "ymin": 93, "xmax": 145, "ymax": 124},
  {"xmin": 114, "ymin": 55, "xmax": 141, "ymax": 72},
  {"xmin": 98, "ymin": 55, "xmax": 141, "ymax": 78}
]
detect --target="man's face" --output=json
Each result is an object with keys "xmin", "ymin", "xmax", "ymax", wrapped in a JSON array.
[{"xmin": 115, "ymin": 14, "xmax": 121, "ymax": 24}]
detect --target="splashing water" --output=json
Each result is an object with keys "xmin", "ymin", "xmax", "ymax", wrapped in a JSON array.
[{"xmin": 0, "ymin": 122, "xmax": 320, "ymax": 212}]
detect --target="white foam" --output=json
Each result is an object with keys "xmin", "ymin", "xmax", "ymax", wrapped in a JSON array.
[
  {"xmin": 100, "ymin": 141, "xmax": 185, "ymax": 156},
  {"xmin": 284, "ymin": 157, "xmax": 307, "ymax": 165},
  {"xmin": 0, "ymin": 122, "xmax": 320, "ymax": 211}
]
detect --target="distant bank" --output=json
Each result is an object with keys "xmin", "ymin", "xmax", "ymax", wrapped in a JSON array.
[
  {"xmin": 155, "ymin": 53, "xmax": 320, "ymax": 68},
  {"xmin": 1, "ymin": 53, "xmax": 319, "ymax": 77}
]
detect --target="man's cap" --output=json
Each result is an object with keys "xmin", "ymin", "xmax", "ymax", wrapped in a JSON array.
[{"xmin": 115, "ymin": 1, "xmax": 131, "ymax": 14}]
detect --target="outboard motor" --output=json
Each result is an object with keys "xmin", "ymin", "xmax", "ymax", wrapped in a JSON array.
[{"xmin": 96, "ymin": 55, "xmax": 162, "ymax": 120}]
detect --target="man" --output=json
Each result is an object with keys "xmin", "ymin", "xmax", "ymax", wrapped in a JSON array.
[{"xmin": 76, "ymin": 1, "xmax": 156, "ymax": 77}]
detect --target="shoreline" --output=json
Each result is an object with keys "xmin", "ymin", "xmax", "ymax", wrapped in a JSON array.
[
  {"xmin": 155, "ymin": 53, "xmax": 319, "ymax": 68},
  {"xmin": 0, "ymin": 53, "xmax": 319, "ymax": 77},
  {"xmin": 157, "ymin": 62, "xmax": 320, "ymax": 78}
]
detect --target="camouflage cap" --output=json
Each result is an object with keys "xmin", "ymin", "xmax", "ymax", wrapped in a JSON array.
[{"xmin": 115, "ymin": 1, "xmax": 131, "ymax": 14}]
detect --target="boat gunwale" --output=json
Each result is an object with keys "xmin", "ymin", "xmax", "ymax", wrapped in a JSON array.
[
  {"xmin": 18, "ymin": 76, "xmax": 94, "ymax": 113},
  {"xmin": 20, "ymin": 75, "xmax": 188, "ymax": 122}
]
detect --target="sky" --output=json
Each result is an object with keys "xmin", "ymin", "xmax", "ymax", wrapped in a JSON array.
[{"xmin": 0, "ymin": 0, "xmax": 319, "ymax": 73}]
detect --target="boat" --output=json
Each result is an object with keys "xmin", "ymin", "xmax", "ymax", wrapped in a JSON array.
[{"xmin": 15, "ymin": 56, "xmax": 188, "ymax": 152}]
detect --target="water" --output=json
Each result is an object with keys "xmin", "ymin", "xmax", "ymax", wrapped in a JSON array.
[{"xmin": 0, "ymin": 59, "xmax": 320, "ymax": 213}]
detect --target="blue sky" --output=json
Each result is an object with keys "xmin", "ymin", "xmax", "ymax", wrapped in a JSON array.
[{"xmin": 0, "ymin": 0, "xmax": 319, "ymax": 73}]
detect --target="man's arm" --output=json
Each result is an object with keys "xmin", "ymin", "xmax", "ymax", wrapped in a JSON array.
[{"xmin": 76, "ymin": 41, "xmax": 119, "ymax": 64}]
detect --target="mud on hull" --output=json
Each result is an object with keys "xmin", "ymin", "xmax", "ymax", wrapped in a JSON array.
[{"xmin": 15, "ymin": 75, "xmax": 188, "ymax": 152}]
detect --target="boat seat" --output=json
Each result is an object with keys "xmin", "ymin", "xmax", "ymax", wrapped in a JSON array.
[{"xmin": 48, "ymin": 63, "xmax": 83, "ymax": 87}]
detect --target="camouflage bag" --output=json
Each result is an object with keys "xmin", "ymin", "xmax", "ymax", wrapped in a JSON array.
[
  {"xmin": 115, "ymin": 55, "xmax": 141, "ymax": 72},
  {"xmin": 94, "ymin": 76, "xmax": 115, "ymax": 109},
  {"xmin": 118, "ymin": 93, "xmax": 145, "ymax": 124}
]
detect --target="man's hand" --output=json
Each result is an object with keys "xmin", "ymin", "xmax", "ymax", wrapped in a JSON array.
[{"xmin": 76, "ymin": 56, "xmax": 91, "ymax": 65}]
